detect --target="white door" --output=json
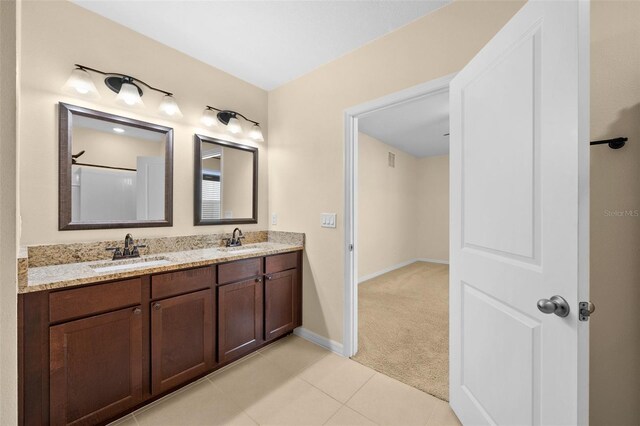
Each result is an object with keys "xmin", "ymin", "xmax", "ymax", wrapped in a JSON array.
[{"xmin": 449, "ymin": 1, "xmax": 589, "ymax": 425}]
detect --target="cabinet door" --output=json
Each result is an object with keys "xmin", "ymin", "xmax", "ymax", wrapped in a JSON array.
[
  {"xmin": 151, "ymin": 289, "xmax": 213, "ymax": 395},
  {"xmin": 218, "ymin": 278, "xmax": 264, "ymax": 363},
  {"xmin": 265, "ymin": 269, "xmax": 298, "ymax": 341},
  {"xmin": 50, "ymin": 306, "xmax": 143, "ymax": 426}
]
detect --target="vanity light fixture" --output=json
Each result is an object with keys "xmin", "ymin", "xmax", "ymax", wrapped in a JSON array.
[
  {"xmin": 62, "ymin": 64, "xmax": 183, "ymax": 118},
  {"xmin": 201, "ymin": 106, "xmax": 264, "ymax": 142}
]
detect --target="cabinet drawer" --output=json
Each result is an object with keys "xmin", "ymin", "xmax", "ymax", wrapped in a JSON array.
[
  {"xmin": 218, "ymin": 258, "xmax": 262, "ymax": 285},
  {"xmin": 265, "ymin": 252, "xmax": 298, "ymax": 274},
  {"xmin": 152, "ymin": 266, "xmax": 215, "ymax": 300},
  {"xmin": 49, "ymin": 278, "xmax": 142, "ymax": 323}
]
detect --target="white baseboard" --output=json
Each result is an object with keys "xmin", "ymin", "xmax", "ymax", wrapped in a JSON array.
[
  {"xmin": 293, "ymin": 327, "xmax": 345, "ymax": 357},
  {"xmin": 358, "ymin": 259, "xmax": 416, "ymax": 284},
  {"xmin": 415, "ymin": 257, "xmax": 449, "ymax": 265},
  {"xmin": 358, "ymin": 258, "xmax": 449, "ymax": 284}
]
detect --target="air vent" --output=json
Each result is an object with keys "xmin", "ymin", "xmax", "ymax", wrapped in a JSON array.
[{"xmin": 388, "ymin": 152, "xmax": 395, "ymax": 168}]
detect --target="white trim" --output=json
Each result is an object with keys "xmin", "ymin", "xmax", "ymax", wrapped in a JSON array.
[
  {"xmin": 358, "ymin": 258, "xmax": 450, "ymax": 284},
  {"xmin": 293, "ymin": 327, "xmax": 345, "ymax": 356},
  {"xmin": 358, "ymin": 259, "xmax": 416, "ymax": 283},
  {"xmin": 343, "ymin": 73, "xmax": 457, "ymax": 358}
]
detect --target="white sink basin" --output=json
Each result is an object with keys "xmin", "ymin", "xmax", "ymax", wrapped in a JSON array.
[
  {"xmin": 90, "ymin": 257, "xmax": 170, "ymax": 273},
  {"xmin": 216, "ymin": 244, "xmax": 270, "ymax": 255}
]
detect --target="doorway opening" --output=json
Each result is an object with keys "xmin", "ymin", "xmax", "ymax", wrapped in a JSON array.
[{"xmin": 344, "ymin": 74, "xmax": 455, "ymax": 401}]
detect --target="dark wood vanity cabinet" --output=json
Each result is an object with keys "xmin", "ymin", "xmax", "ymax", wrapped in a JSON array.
[
  {"xmin": 150, "ymin": 267, "xmax": 216, "ymax": 395},
  {"xmin": 19, "ymin": 250, "xmax": 302, "ymax": 426},
  {"xmin": 218, "ymin": 277, "xmax": 264, "ymax": 363},
  {"xmin": 50, "ymin": 306, "xmax": 144, "ymax": 426},
  {"xmin": 151, "ymin": 289, "xmax": 214, "ymax": 395},
  {"xmin": 265, "ymin": 268, "xmax": 298, "ymax": 341}
]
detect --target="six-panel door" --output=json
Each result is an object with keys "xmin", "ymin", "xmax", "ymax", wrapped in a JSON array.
[
  {"xmin": 151, "ymin": 289, "xmax": 214, "ymax": 395},
  {"xmin": 49, "ymin": 306, "xmax": 143, "ymax": 426},
  {"xmin": 218, "ymin": 277, "xmax": 264, "ymax": 363},
  {"xmin": 265, "ymin": 269, "xmax": 297, "ymax": 341}
]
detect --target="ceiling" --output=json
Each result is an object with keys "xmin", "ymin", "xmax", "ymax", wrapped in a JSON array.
[
  {"xmin": 72, "ymin": 0, "xmax": 451, "ymax": 90},
  {"xmin": 359, "ymin": 89, "xmax": 449, "ymax": 158}
]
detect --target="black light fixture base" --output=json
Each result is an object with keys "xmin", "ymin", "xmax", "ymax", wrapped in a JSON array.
[
  {"xmin": 104, "ymin": 76, "xmax": 143, "ymax": 96},
  {"xmin": 217, "ymin": 110, "xmax": 235, "ymax": 126}
]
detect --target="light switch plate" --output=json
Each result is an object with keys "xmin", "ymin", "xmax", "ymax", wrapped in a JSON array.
[
  {"xmin": 271, "ymin": 213, "xmax": 278, "ymax": 225},
  {"xmin": 321, "ymin": 213, "xmax": 337, "ymax": 228}
]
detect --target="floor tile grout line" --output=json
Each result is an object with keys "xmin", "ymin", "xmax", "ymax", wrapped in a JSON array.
[
  {"xmin": 338, "ymin": 372, "xmax": 382, "ymax": 425},
  {"xmin": 342, "ymin": 371, "xmax": 377, "ymax": 406},
  {"xmin": 206, "ymin": 370, "xmax": 262, "ymax": 425}
]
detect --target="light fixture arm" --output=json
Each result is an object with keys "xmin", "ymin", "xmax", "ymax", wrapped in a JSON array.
[
  {"xmin": 205, "ymin": 105, "xmax": 260, "ymax": 125},
  {"xmin": 75, "ymin": 64, "xmax": 174, "ymax": 96}
]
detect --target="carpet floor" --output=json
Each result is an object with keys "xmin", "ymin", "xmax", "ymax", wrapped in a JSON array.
[{"xmin": 352, "ymin": 261, "xmax": 449, "ymax": 401}]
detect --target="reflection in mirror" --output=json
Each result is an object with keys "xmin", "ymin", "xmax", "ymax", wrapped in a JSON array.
[
  {"xmin": 59, "ymin": 103, "xmax": 173, "ymax": 230},
  {"xmin": 194, "ymin": 135, "xmax": 257, "ymax": 225}
]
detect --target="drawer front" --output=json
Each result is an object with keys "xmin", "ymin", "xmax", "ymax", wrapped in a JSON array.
[
  {"xmin": 218, "ymin": 258, "xmax": 263, "ymax": 285},
  {"xmin": 152, "ymin": 266, "xmax": 215, "ymax": 300},
  {"xmin": 49, "ymin": 278, "xmax": 142, "ymax": 324},
  {"xmin": 265, "ymin": 252, "xmax": 298, "ymax": 274}
]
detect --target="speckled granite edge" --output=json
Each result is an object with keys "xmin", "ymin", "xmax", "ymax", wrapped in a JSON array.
[
  {"xmin": 268, "ymin": 231, "xmax": 305, "ymax": 246},
  {"xmin": 21, "ymin": 242, "xmax": 303, "ymax": 294},
  {"xmin": 17, "ymin": 248, "xmax": 28, "ymax": 288},
  {"xmin": 26, "ymin": 231, "xmax": 270, "ymax": 267}
]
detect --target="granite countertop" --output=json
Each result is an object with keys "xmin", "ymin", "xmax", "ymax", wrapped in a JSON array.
[{"xmin": 22, "ymin": 242, "xmax": 303, "ymax": 294}]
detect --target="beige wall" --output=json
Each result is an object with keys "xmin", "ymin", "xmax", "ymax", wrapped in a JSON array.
[
  {"xmin": 590, "ymin": 2, "xmax": 640, "ymax": 425},
  {"xmin": 0, "ymin": 0, "xmax": 19, "ymax": 423},
  {"xmin": 358, "ymin": 133, "xmax": 418, "ymax": 279},
  {"xmin": 358, "ymin": 133, "xmax": 449, "ymax": 280},
  {"xmin": 268, "ymin": 0, "xmax": 523, "ymax": 346},
  {"xmin": 416, "ymin": 155, "xmax": 449, "ymax": 262},
  {"xmin": 20, "ymin": 0, "xmax": 268, "ymax": 246},
  {"xmin": 73, "ymin": 127, "xmax": 165, "ymax": 170}
]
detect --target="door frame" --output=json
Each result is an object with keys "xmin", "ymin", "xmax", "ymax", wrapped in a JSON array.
[{"xmin": 343, "ymin": 72, "xmax": 456, "ymax": 357}]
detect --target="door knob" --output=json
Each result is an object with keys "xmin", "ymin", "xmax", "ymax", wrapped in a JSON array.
[{"xmin": 537, "ymin": 295, "xmax": 570, "ymax": 317}]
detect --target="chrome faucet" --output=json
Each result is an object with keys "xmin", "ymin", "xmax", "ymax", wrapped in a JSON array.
[
  {"xmin": 124, "ymin": 233, "xmax": 134, "ymax": 256},
  {"xmin": 106, "ymin": 233, "xmax": 147, "ymax": 260},
  {"xmin": 225, "ymin": 228, "xmax": 245, "ymax": 247}
]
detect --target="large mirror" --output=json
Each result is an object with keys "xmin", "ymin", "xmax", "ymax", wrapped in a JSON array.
[
  {"xmin": 194, "ymin": 134, "xmax": 258, "ymax": 225},
  {"xmin": 59, "ymin": 103, "xmax": 173, "ymax": 230}
]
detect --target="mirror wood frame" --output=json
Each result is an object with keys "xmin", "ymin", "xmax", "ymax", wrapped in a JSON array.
[
  {"xmin": 58, "ymin": 102, "xmax": 174, "ymax": 230},
  {"xmin": 193, "ymin": 134, "xmax": 258, "ymax": 226}
]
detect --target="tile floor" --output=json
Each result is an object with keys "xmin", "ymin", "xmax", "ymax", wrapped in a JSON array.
[{"xmin": 110, "ymin": 335, "xmax": 461, "ymax": 426}]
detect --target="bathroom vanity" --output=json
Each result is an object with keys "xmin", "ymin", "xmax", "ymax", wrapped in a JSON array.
[{"xmin": 18, "ymin": 240, "xmax": 303, "ymax": 426}]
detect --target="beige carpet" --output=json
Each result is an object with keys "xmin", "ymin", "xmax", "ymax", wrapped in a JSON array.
[{"xmin": 353, "ymin": 261, "xmax": 449, "ymax": 401}]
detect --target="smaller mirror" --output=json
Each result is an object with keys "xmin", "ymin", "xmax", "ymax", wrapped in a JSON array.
[
  {"xmin": 194, "ymin": 135, "xmax": 258, "ymax": 225},
  {"xmin": 59, "ymin": 103, "xmax": 173, "ymax": 230}
]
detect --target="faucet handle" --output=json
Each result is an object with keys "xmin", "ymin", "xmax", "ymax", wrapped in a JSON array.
[{"xmin": 106, "ymin": 247, "xmax": 122, "ymax": 260}]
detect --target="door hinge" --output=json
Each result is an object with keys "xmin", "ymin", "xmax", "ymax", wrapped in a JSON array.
[{"xmin": 579, "ymin": 301, "xmax": 595, "ymax": 321}]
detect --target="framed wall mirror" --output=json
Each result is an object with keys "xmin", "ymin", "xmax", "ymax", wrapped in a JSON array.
[
  {"xmin": 194, "ymin": 134, "xmax": 258, "ymax": 225},
  {"xmin": 59, "ymin": 103, "xmax": 173, "ymax": 230}
]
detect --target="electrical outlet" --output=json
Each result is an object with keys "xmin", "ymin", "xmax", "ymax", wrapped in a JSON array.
[
  {"xmin": 321, "ymin": 213, "xmax": 337, "ymax": 228},
  {"xmin": 271, "ymin": 213, "xmax": 278, "ymax": 225}
]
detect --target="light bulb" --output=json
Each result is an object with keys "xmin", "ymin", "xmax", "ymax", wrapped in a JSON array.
[
  {"xmin": 249, "ymin": 124, "xmax": 264, "ymax": 142},
  {"xmin": 159, "ymin": 95, "xmax": 183, "ymax": 118},
  {"xmin": 201, "ymin": 108, "xmax": 217, "ymax": 126},
  {"xmin": 116, "ymin": 81, "xmax": 144, "ymax": 107},
  {"xmin": 227, "ymin": 116, "xmax": 242, "ymax": 134},
  {"xmin": 62, "ymin": 68, "xmax": 100, "ymax": 99}
]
